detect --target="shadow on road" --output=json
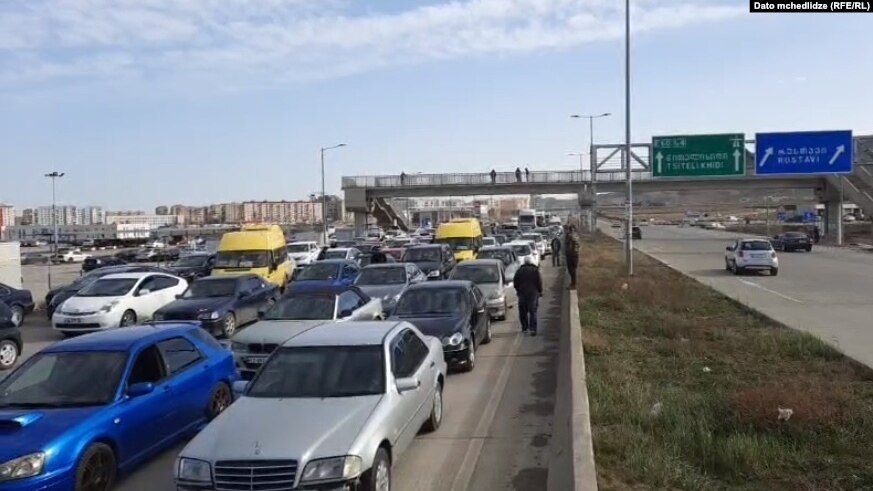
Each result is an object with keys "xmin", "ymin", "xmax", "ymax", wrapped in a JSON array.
[{"xmin": 688, "ymin": 269, "xmax": 732, "ymax": 278}]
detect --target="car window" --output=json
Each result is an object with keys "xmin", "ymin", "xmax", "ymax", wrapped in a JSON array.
[
  {"xmin": 136, "ymin": 276, "xmax": 159, "ymax": 293},
  {"xmin": 188, "ymin": 328, "xmax": 225, "ymax": 350},
  {"xmin": 742, "ymin": 241, "xmax": 773, "ymax": 251},
  {"xmin": 128, "ymin": 345, "xmax": 167, "ymax": 385},
  {"xmin": 342, "ymin": 264, "xmax": 359, "ymax": 278},
  {"xmin": 405, "ymin": 330, "xmax": 429, "ymax": 372},
  {"xmin": 392, "ymin": 329, "xmax": 427, "ymax": 378},
  {"xmin": 338, "ymin": 291, "xmax": 360, "ymax": 316},
  {"xmin": 471, "ymin": 286, "xmax": 484, "ymax": 306},
  {"xmin": 152, "ymin": 276, "xmax": 180, "ymax": 291},
  {"xmin": 157, "ymin": 337, "xmax": 203, "ymax": 375},
  {"xmin": 247, "ymin": 277, "xmax": 265, "ymax": 291}
]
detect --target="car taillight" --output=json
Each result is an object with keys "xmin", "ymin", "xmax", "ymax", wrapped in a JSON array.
[{"xmin": 737, "ymin": 251, "xmax": 744, "ymax": 258}]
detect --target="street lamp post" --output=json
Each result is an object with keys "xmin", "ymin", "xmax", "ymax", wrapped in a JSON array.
[
  {"xmin": 623, "ymin": 0, "xmax": 633, "ymax": 275},
  {"xmin": 44, "ymin": 171, "xmax": 65, "ymax": 289},
  {"xmin": 320, "ymin": 144, "xmax": 346, "ymax": 246},
  {"xmin": 571, "ymin": 113, "xmax": 612, "ymax": 234}
]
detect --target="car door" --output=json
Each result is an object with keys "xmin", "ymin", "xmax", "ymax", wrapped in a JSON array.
[
  {"xmin": 129, "ymin": 276, "xmax": 160, "ymax": 319},
  {"xmin": 156, "ymin": 336, "xmax": 213, "ymax": 433},
  {"xmin": 470, "ymin": 286, "xmax": 487, "ymax": 341},
  {"xmin": 337, "ymin": 290, "xmax": 361, "ymax": 320},
  {"xmin": 140, "ymin": 276, "xmax": 181, "ymax": 319},
  {"xmin": 234, "ymin": 278, "xmax": 258, "ymax": 323},
  {"xmin": 117, "ymin": 343, "xmax": 173, "ymax": 463},
  {"xmin": 406, "ymin": 329, "xmax": 437, "ymax": 428},
  {"xmin": 389, "ymin": 329, "xmax": 430, "ymax": 454},
  {"xmin": 351, "ymin": 288, "xmax": 381, "ymax": 319}
]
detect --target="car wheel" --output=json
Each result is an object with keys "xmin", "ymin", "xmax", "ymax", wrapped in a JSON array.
[
  {"xmin": 483, "ymin": 317, "xmax": 493, "ymax": 344},
  {"xmin": 207, "ymin": 382, "xmax": 233, "ymax": 420},
  {"xmin": 422, "ymin": 381, "xmax": 443, "ymax": 433},
  {"xmin": 498, "ymin": 299, "xmax": 508, "ymax": 321},
  {"xmin": 221, "ymin": 313, "xmax": 237, "ymax": 338},
  {"xmin": 0, "ymin": 340, "xmax": 19, "ymax": 370},
  {"xmin": 119, "ymin": 310, "xmax": 137, "ymax": 327},
  {"xmin": 74, "ymin": 443, "xmax": 116, "ymax": 491},
  {"xmin": 724, "ymin": 259, "xmax": 731, "ymax": 271},
  {"xmin": 806, "ymin": 246, "xmax": 812, "ymax": 252},
  {"xmin": 9, "ymin": 305, "xmax": 24, "ymax": 327},
  {"xmin": 362, "ymin": 448, "xmax": 391, "ymax": 491},
  {"xmin": 771, "ymin": 268, "xmax": 779, "ymax": 277},
  {"xmin": 732, "ymin": 262, "xmax": 742, "ymax": 275}
]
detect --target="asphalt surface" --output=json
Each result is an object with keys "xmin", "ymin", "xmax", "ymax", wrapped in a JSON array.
[
  {"xmin": 13, "ymin": 264, "xmax": 561, "ymax": 491},
  {"xmin": 604, "ymin": 224, "xmax": 873, "ymax": 368}
]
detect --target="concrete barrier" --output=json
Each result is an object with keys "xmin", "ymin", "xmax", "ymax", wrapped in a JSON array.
[{"xmin": 547, "ymin": 286, "xmax": 598, "ymax": 491}]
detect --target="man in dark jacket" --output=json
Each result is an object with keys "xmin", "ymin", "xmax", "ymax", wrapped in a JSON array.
[
  {"xmin": 513, "ymin": 257, "xmax": 543, "ymax": 336},
  {"xmin": 370, "ymin": 247, "xmax": 388, "ymax": 264},
  {"xmin": 551, "ymin": 235, "xmax": 562, "ymax": 267},
  {"xmin": 565, "ymin": 228, "xmax": 578, "ymax": 289}
]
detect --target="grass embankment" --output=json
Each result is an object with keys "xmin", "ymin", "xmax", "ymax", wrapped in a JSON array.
[{"xmin": 578, "ymin": 234, "xmax": 873, "ymax": 491}]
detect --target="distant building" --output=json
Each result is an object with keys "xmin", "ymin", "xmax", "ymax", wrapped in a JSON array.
[
  {"xmin": 19, "ymin": 209, "xmax": 34, "ymax": 226},
  {"xmin": 0, "ymin": 204, "xmax": 14, "ymax": 229},
  {"xmin": 76, "ymin": 206, "xmax": 105, "ymax": 225},
  {"xmin": 155, "ymin": 206, "xmax": 169, "ymax": 215},
  {"xmin": 36, "ymin": 205, "xmax": 78, "ymax": 226},
  {"xmin": 105, "ymin": 212, "xmax": 183, "ymax": 229},
  {"xmin": 242, "ymin": 200, "xmax": 323, "ymax": 224},
  {"xmin": 6, "ymin": 223, "xmax": 150, "ymax": 243}
]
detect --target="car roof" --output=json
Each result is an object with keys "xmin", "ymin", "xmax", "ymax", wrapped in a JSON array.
[
  {"xmin": 194, "ymin": 274, "xmax": 253, "ymax": 282},
  {"xmin": 362, "ymin": 263, "xmax": 406, "ymax": 269},
  {"xmin": 98, "ymin": 272, "xmax": 172, "ymax": 280},
  {"xmin": 283, "ymin": 321, "xmax": 403, "ymax": 347},
  {"xmin": 407, "ymin": 244, "xmax": 442, "ymax": 249},
  {"xmin": 316, "ymin": 258, "xmax": 356, "ymax": 265},
  {"xmin": 506, "ymin": 240, "xmax": 532, "ymax": 247},
  {"xmin": 406, "ymin": 279, "xmax": 472, "ymax": 290},
  {"xmin": 289, "ymin": 241, "xmax": 317, "ymax": 245},
  {"xmin": 739, "ymin": 238, "xmax": 771, "ymax": 242},
  {"xmin": 285, "ymin": 283, "xmax": 364, "ymax": 296},
  {"xmin": 42, "ymin": 323, "xmax": 200, "ymax": 353},
  {"xmin": 479, "ymin": 245, "xmax": 511, "ymax": 251},
  {"xmin": 455, "ymin": 259, "xmax": 502, "ymax": 267}
]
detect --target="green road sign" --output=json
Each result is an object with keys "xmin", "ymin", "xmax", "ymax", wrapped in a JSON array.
[{"xmin": 652, "ymin": 133, "xmax": 746, "ymax": 178}]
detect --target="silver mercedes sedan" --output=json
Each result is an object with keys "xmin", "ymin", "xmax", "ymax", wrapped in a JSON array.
[{"xmin": 176, "ymin": 320, "xmax": 447, "ymax": 491}]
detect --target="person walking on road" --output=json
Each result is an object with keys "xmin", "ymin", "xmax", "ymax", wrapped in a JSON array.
[
  {"xmin": 515, "ymin": 167, "xmax": 522, "ymax": 183},
  {"xmin": 513, "ymin": 257, "xmax": 543, "ymax": 336},
  {"xmin": 565, "ymin": 227, "xmax": 578, "ymax": 289},
  {"xmin": 551, "ymin": 235, "xmax": 562, "ymax": 267}
]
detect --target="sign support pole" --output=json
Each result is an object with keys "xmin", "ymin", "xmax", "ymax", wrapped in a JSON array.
[{"xmin": 624, "ymin": 0, "xmax": 633, "ymax": 276}]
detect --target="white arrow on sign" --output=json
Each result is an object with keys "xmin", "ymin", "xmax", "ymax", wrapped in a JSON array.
[
  {"xmin": 758, "ymin": 147, "xmax": 774, "ymax": 167},
  {"xmin": 829, "ymin": 144, "xmax": 845, "ymax": 165},
  {"xmin": 655, "ymin": 152, "xmax": 663, "ymax": 174},
  {"xmin": 733, "ymin": 149, "xmax": 741, "ymax": 172}
]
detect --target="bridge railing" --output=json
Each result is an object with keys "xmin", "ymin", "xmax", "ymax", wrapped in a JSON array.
[{"xmin": 342, "ymin": 170, "xmax": 595, "ymax": 188}]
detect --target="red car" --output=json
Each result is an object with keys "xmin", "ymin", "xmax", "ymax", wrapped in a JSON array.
[{"xmin": 383, "ymin": 247, "xmax": 405, "ymax": 261}]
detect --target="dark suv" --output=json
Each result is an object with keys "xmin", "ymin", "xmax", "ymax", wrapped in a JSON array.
[{"xmin": 402, "ymin": 244, "xmax": 456, "ymax": 280}]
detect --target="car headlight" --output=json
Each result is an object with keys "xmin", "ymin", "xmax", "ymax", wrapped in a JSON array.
[
  {"xmin": 300, "ymin": 456, "xmax": 362, "ymax": 483},
  {"xmin": 427, "ymin": 270, "xmax": 440, "ymax": 278},
  {"xmin": 442, "ymin": 332, "xmax": 464, "ymax": 347},
  {"xmin": 99, "ymin": 301, "xmax": 119, "ymax": 313},
  {"xmin": 488, "ymin": 292, "xmax": 505, "ymax": 302},
  {"xmin": 198, "ymin": 311, "xmax": 220, "ymax": 320},
  {"xmin": 153, "ymin": 312, "xmax": 165, "ymax": 321},
  {"xmin": 230, "ymin": 341, "xmax": 247, "ymax": 352},
  {"xmin": 0, "ymin": 452, "xmax": 45, "ymax": 481},
  {"xmin": 177, "ymin": 457, "xmax": 212, "ymax": 483}
]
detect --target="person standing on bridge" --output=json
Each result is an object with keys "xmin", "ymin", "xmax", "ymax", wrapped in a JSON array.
[
  {"xmin": 513, "ymin": 256, "xmax": 542, "ymax": 336},
  {"xmin": 490, "ymin": 169, "xmax": 497, "ymax": 184},
  {"xmin": 524, "ymin": 167, "xmax": 530, "ymax": 182},
  {"xmin": 515, "ymin": 167, "xmax": 522, "ymax": 183},
  {"xmin": 400, "ymin": 172, "xmax": 407, "ymax": 185},
  {"xmin": 551, "ymin": 234, "xmax": 562, "ymax": 267},
  {"xmin": 565, "ymin": 226, "xmax": 579, "ymax": 289}
]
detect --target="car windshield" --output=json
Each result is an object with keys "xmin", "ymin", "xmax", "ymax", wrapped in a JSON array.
[
  {"xmin": 452, "ymin": 265, "xmax": 500, "ymax": 283},
  {"xmin": 287, "ymin": 244, "xmax": 312, "ymax": 253},
  {"xmin": 357, "ymin": 267, "xmax": 406, "ymax": 285},
  {"xmin": 477, "ymin": 249, "xmax": 511, "ymax": 265},
  {"xmin": 435, "ymin": 237, "xmax": 475, "ymax": 251},
  {"xmin": 741, "ymin": 241, "xmax": 773, "ymax": 251},
  {"xmin": 0, "ymin": 352, "xmax": 128, "ymax": 407},
  {"xmin": 482, "ymin": 238, "xmax": 496, "ymax": 246},
  {"xmin": 510, "ymin": 244, "xmax": 532, "ymax": 255},
  {"xmin": 184, "ymin": 279, "xmax": 237, "ymax": 298},
  {"xmin": 298, "ymin": 263, "xmax": 340, "ymax": 280},
  {"xmin": 77, "ymin": 278, "xmax": 138, "ymax": 297},
  {"xmin": 172, "ymin": 256, "xmax": 208, "ymax": 267},
  {"xmin": 404, "ymin": 248, "xmax": 441, "ymax": 262},
  {"xmin": 248, "ymin": 346, "xmax": 385, "ymax": 398},
  {"xmin": 395, "ymin": 288, "xmax": 464, "ymax": 316},
  {"xmin": 215, "ymin": 251, "xmax": 269, "ymax": 268},
  {"xmin": 264, "ymin": 295, "xmax": 336, "ymax": 320},
  {"xmin": 785, "ymin": 232, "xmax": 808, "ymax": 238},
  {"xmin": 323, "ymin": 250, "xmax": 349, "ymax": 259}
]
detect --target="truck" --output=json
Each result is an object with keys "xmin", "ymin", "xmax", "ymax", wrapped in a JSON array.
[{"xmin": 518, "ymin": 209, "xmax": 537, "ymax": 230}]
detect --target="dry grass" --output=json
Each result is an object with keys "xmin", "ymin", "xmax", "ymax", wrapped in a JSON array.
[{"xmin": 579, "ymin": 233, "xmax": 873, "ymax": 491}]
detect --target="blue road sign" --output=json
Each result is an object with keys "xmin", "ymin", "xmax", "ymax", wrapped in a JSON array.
[{"xmin": 755, "ymin": 130, "xmax": 853, "ymax": 175}]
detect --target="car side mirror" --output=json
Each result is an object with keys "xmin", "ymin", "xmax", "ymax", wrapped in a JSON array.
[
  {"xmin": 725, "ymin": 246, "xmax": 733, "ymax": 251},
  {"xmin": 127, "ymin": 382, "xmax": 154, "ymax": 398},
  {"xmin": 175, "ymin": 294, "xmax": 183, "ymax": 299},
  {"xmin": 232, "ymin": 380, "xmax": 249, "ymax": 396},
  {"xmin": 138, "ymin": 289, "xmax": 151, "ymax": 296},
  {"xmin": 396, "ymin": 377, "xmax": 420, "ymax": 393}
]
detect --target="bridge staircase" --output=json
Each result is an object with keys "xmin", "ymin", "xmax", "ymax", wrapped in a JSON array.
[
  {"xmin": 372, "ymin": 197, "xmax": 410, "ymax": 232},
  {"xmin": 825, "ymin": 137, "xmax": 873, "ymax": 219}
]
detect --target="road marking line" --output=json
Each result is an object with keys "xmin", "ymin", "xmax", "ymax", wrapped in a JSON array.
[
  {"xmin": 737, "ymin": 279, "xmax": 802, "ymax": 303},
  {"xmin": 449, "ymin": 331, "xmax": 523, "ymax": 491}
]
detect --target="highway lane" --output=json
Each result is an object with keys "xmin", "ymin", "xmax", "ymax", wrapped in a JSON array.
[
  {"xmin": 604, "ymin": 224, "xmax": 873, "ymax": 368},
  {"xmin": 14, "ymin": 265, "xmax": 561, "ymax": 491}
]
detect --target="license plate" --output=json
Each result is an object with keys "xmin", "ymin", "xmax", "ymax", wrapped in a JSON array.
[
  {"xmin": 245, "ymin": 356, "xmax": 267, "ymax": 366},
  {"xmin": 65, "ymin": 317, "xmax": 82, "ymax": 324}
]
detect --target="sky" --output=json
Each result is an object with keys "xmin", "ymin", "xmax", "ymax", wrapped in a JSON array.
[{"xmin": 1, "ymin": 0, "xmax": 871, "ymax": 211}]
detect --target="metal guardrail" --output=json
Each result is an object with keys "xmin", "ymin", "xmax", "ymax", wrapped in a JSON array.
[{"xmin": 342, "ymin": 170, "xmax": 661, "ymax": 189}]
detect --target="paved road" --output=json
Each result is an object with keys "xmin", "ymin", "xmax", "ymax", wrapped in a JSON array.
[
  {"xmin": 605, "ymin": 224, "xmax": 873, "ymax": 368},
  {"xmin": 14, "ymin": 266, "xmax": 562, "ymax": 491}
]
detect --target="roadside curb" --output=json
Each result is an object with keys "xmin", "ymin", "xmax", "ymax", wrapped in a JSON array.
[{"xmin": 547, "ymin": 284, "xmax": 598, "ymax": 491}]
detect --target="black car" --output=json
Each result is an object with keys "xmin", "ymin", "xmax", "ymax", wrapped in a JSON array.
[
  {"xmin": 402, "ymin": 244, "xmax": 456, "ymax": 280},
  {"xmin": 115, "ymin": 249, "xmax": 139, "ymax": 262},
  {"xmin": 81, "ymin": 256, "xmax": 128, "ymax": 273},
  {"xmin": 770, "ymin": 232, "xmax": 813, "ymax": 252},
  {"xmin": 167, "ymin": 253, "xmax": 216, "ymax": 282},
  {"xmin": 0, "ymin": 283, "xmax": 34, "ymax": 327},
  {"xmin": 153, "ymin": 275, "xmax": 279, "ymax": 338},
  {"xmin": 355, "ymin": 243, "xmax": 382, "ymax": 254},
  {"xmin": 632, "ymin": 226, "xmax": 642, "ymax": 240},
  {"xmin": 45, "ymin": 265, "xmax": 173, "ymax": 319},
  {"xmin": 389, "ymin": 280, "xmax": 490, "ymax": 372},
  {"xmin": 356, "ymin": 253, "xmax": 397, "ymax": 267},
  {"xmin": 0, "ymin": 301, "xmax": 23, "ymax": 370}
]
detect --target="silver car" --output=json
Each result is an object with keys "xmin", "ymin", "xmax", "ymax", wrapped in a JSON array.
[
  {"xmin": 176, "ymin": 321, "xmax": 447, "ymax": 491},
  {"xmin": 449, "ymin": 259, "xmax": 516, "ymax": 320},
  {"xmin": 355, "ymin": 263, "xmax": 426, "ymax": 315},
  {"xmin": 230, "ymin": 287, "xmax": 383, "ymax": 377}
]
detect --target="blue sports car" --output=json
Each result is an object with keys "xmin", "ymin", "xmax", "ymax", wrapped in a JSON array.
[{"xmin": 0, "ymin": 323, "xmax": 239, "ymax": 490}]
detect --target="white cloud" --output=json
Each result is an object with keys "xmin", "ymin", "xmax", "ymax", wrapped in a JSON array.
[{"xmin": 0, "ymin": 0, "xmax": 746, "ymax": 89}]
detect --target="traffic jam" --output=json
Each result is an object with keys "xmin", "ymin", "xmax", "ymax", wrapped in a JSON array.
[{"xmin": 0, "ymin": 213, "xmax": 564, "ymax": 491}]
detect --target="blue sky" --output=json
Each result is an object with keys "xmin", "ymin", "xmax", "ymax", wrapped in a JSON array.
[{"xmin": 1, "ymin": 0, "xmax": 871, "ymax": 210}]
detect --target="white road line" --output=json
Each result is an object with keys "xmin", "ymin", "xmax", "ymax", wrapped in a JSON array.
[
  {"xmin": 449, "ymin": 331, "xmax": 523, "ymax": 491},
  {"xmin": 737, "ymin": 278, "xmax": 802, "ymax": 303}
]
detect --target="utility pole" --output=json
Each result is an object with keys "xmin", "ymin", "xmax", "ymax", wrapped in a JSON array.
[
  {"xmin": 320, "ymin": 144, "xmax": 346, "ymax": 246},
  {"xmin": 44, "ymin": 171, "xmax": 65, "ymax": 290},
  {"xmin": 623, "ymin": 0, "xmax": 634, "ymax": 275}
]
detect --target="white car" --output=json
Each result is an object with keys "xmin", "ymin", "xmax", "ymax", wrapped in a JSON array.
[
  {"xmin": 54, "ymin": 248, "xmax": 91, "ymax": 263},
  {"xmin": 506, "ymin": 241, "xmax": 539, "ymax": 267},
  {"xmin": 322, "ymin": 247, "xmax": 361, "ymax": 261},
  {"xmin": 725, "ymin": 239, "xmax": 779, "ymax": 276},
  {"xmin": 52, "ymin": 272, "xmax": 188, "ymax": 334},
  {"xmin": 521, "ymin": 233, "xmax": 547, "ymax": 257},
  {"xmin": 287, "ymin": 241, "xmax": 321, "ymax": 266}
]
